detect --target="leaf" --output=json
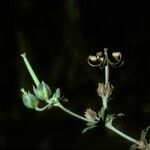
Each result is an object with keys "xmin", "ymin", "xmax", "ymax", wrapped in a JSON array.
[
  {"xmin": 106, "ymin": 113, "xmax": 125, "ymax": 125},
  {"xmin": 55, "ymin": 88, "xmax": 60, "ymax": 98},
  {"xmin": 51, "ymin": 88, "xmax": 61, "ymax": 104},
  {"xmin": 52, "ymin": 88, "xmax": 60, "ymax": 99},
  {"xmin": 116, "ymin": 113, "xmax": 125, "ymax": 117},
  {"xmin": 129, "ymin": 144, "xmax": 138, "ymax": 150}
]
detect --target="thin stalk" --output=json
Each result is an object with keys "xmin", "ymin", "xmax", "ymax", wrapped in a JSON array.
[
  {"xmin": 21, "ymin": 53, "xmax": 40, "ymax": 87},
  {"xmin": 106, "ymin": 123, "xmax": 139, "ymax": 145},
  {"xmin": 35, "ymin": 103, "xmax": 51, "ymax": 111},
  {"xmin": 103, "ymin": 50, "xmax": 139, "ymax": 145},
  {"xmin": 101, "ymin": 64, "xmax": 109, "ymax": 118},
  {"xmin": 54, "ymin": 103, "xmax": 95, "ymax": 123},
  {"xmin": 104, "ymin": 48, "xmax": 109, "ymax": 84},
  {"xmin": 105, "ymin": 64, "xmax": 109, "ymax": 84},
  {"xmin": 102, "ymin": 96, "xmax": 108, "ymax": 110}
]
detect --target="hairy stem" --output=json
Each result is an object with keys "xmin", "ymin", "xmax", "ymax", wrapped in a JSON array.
[
  {"xmin": 102, "ymin": 96, "xmax": 108, "ymax": 110},
  {"xmin": 103, "ymin": 51, "xmax": 139, "ymax": 145},
  {"xmin": 21, "ymin": 53, "xmax": 40, "ymax": 87},
  {"xmin": 54, "ymin": 102, "xmax": 95, "ymax": 123},
  {"xmin": 105, "ymin": 65, "xmax": 109, "ymax": 84},
  {"xmin": 106, "ymin": 123, "xmax": 139, "ymax": 145}
]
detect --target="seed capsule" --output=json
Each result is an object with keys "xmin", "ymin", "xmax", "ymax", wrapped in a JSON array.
[
  {"xmin": 21, "ymin": 89, "xmax": 39, "ymax": 109},
  {"xmin": 33, "ymin": 81, "xmax": 51, "ymax": 101}
]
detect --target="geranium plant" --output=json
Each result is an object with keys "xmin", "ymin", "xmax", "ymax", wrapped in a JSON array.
[{"xmin": 20, "ymin": 48, "xmax": 150, "ymax": 150}]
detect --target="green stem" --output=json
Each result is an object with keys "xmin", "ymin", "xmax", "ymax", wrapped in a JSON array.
[
  {"xmin": 102, "ymin": 96, "xmax": 108, "ymax": 110},
  {"xmin": 104, "ymin": 48, "xmax": 109, "ymax": 84},
  {"xmin": 105, "ymin": 65, "xmax": 109, "ymax": 84},
  {"xmin": 21, "ymin": 53, "xmax": 40, "ymax": 87},
  {"xmin": 35, "ymin": 103, "xmax": 51, "ymax": 111},
  {"xmin": 106, "ymin": 123, "xmax": 139, "ymax": 145},
  {"xmin": 103, "ymin": 51, "xmax": 139, "ymax": 145},
  {"xmin": 54, "ymin": 103, "xmax": 95, "ymax": 123}
]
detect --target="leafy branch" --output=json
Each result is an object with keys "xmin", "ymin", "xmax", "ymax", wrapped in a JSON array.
[{"xmin": 20, "ymin": 49, "xmax": 150, "ymax": 150}]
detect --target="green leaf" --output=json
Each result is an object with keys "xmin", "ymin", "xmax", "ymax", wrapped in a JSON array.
[
  {"xmin": 52, "ymin": 88, "xmax": 60, "ymax": 99},
  {"xmin": 116, "ymin": 113, "xmax": 125, "ymax": 117},
  {"xmin": 50, "ymin": 88, "xmax": 61, "ymax": 104},
  {"xmin": 55, "ymin": 88, "xmax": 60, "ymax": 98}
]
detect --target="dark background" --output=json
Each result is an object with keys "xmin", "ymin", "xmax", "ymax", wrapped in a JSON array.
[{"xmin": 1, "ymin": 0, "xmax": 150, "ymax": 149}]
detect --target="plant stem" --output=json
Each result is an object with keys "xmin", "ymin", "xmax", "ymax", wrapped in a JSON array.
[
  {"xmin": 106, "ymin": 123, "xmax": 139, "ymax": 145},
  {"xmin": 55, "ymin": 103, "xmax": 95, "ymax": 123},
  {"xmin": 21, "ymin": 53, "xmax": 40, "ymax": 87},
  {"xmin": 105, "ymin": 64, "xmax": 109, "ymax": 84},
  {"xmin": 103, "ymin": 50, "xmax": 139, "ymax": 145},
  {"xmin": 102, "ymin": 96, "xmax": 108, "ymax": 110},
  {"xmin": 104, "ymin": 48, "xmax": 109, "ymax": 84},
  {"xmin": 35, "ymin": 103, "xmax": 51, "ymax": 111}
]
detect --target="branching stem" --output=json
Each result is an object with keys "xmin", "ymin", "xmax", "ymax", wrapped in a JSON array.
[
  {"xmin": 106, "ymin": 122, "xmax": 139, "ymax": 145},
  {"xmin": 54, "ymin": 102, "xmax": 95, "ymax": 123},
  {"xmin": 21, "ymin": 51, "xmax": 141, "ymax": 147}
]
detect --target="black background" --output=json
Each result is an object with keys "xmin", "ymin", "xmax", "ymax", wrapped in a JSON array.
[{"xmin": 1, "ymin": 0, "xmax": 150, "ymax": 149}]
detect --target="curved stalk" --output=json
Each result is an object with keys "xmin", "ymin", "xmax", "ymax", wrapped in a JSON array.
[
  {"xmin": 106, "ymin": 123, "xmax": 139, "ymax": 145},
  {"xmin": 35, "ymin": 103, "xmax": 51, "ymax": 111},
  {"xmin": 54, "ymin": 102, "xmax": 95, "ymax": 123}
]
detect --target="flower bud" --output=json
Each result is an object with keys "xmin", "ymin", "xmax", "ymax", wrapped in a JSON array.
[
  {"xmin": 97, "ymin": 83, "xmax": 105, "ymax": 97},
  {"xmin": 84, "ymin": 108, "xmax": 98, "ymax": 122},
  {"xmin": 88, "ymin": 55, "xmax": 97, "ymax": 62},
  {"xmin": 112, "ymin": 52, "xmax": 121, "ymax": 59},
  {"xmin": 21, "ymin": 89, "xmax": 39, "ymax": 109},
  {"xmin": 33, "ymin": 81, "xmax": 51, "ymax": 101},
  {"xmin": 99, "ymin": 57, "xmax": 104, "ymax": 63},
  {"xmin": 97, "ymin": 83, "xmax": 113, "ymax": 97}
]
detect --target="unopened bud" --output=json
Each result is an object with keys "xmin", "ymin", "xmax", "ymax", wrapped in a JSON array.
[
  {"xmin": 84, "ymin": 108, "xmax": 98, "ymax": 122},
  {"xmin": 33, "ymin": 81, "xmax": 51, "ymax": 101},
  {"xmin": 21, "ymin": 89, "xmax": 39, "ymax": 109},
  {"xmin": 97, "ymin": 83, "xmax": 113, "ymax": 97},
  {"xmin": 112, "ymin": 52, "xmax": 121, "ymax": 59},
  {"xmin": 99, "ymin": 57, "xmax": 104, "ymax": 63},
  {"xmin": 88, "ymin": 55, "xmax": 97, "ymax": 62}
]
